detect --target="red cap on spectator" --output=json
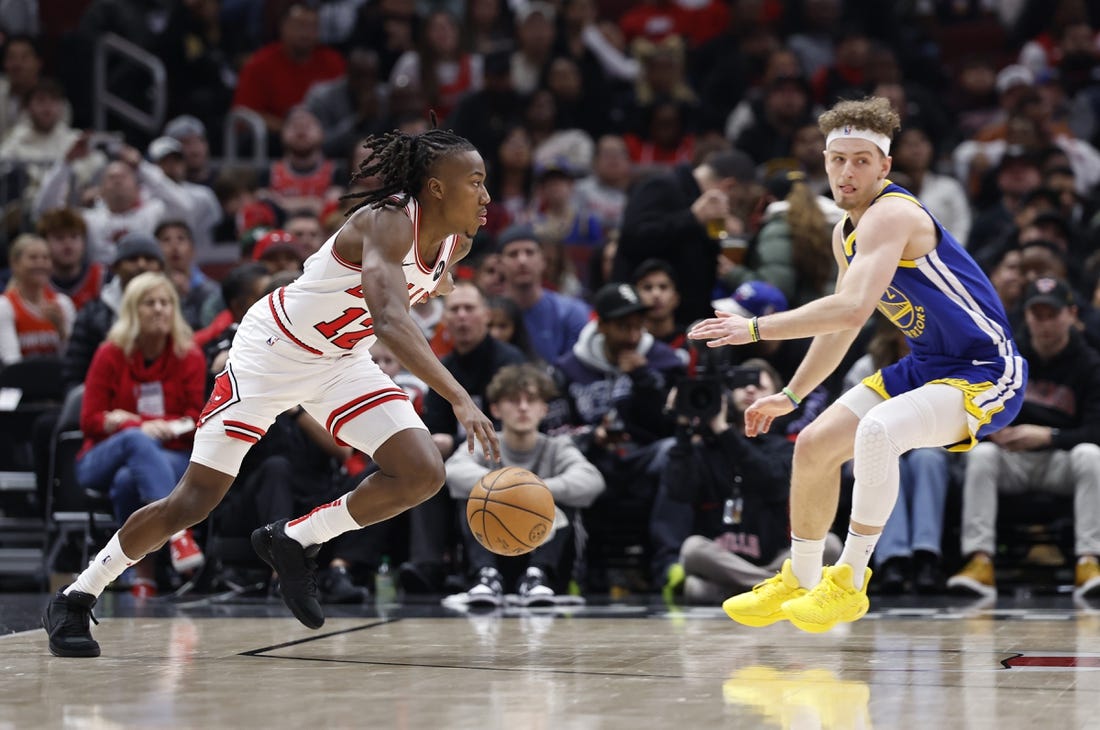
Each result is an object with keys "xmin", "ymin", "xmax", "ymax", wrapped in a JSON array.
[
  {"xmin": 252, "ymin": 230, "xmax": 300, "ymax": 262},
  {"xmin": 237, "ymin": 201, "xmax": 277, "ymax": 235}
]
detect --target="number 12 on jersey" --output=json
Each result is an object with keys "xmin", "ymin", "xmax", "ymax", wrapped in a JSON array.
[{"xmin": 314, "ymin": 307, "xmax": 374, "ymax": 349}]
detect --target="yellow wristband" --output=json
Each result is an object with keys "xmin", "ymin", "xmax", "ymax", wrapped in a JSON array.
[{"xmin": 748, "ymin": 317, "xmax": 761, "ymax": 343}]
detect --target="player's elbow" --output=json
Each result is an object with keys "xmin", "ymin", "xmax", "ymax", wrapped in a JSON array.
[
  {"xmin": 833, "ymin": 297, "xmax": 875, "ymax": 330},
  {"xmin": 368, "ymin": 305, "xmax": 405, "ymax": 340}
]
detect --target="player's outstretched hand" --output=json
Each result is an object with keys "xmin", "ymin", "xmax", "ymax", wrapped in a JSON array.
[
  {"xmin": 453, "ymin": 397, "xmax": 501, "ymax": 462},
  {"xmin": 688, "ymin": 310, "xmax": 752, "ymax": 348},
  {"xmin": 744, "ymin": 393, "xmax": 795, "ymax": 437}
]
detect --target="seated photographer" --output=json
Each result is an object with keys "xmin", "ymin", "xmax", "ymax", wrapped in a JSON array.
[{"xmin": 656, "ymin": 357, "xmax": 841, "ymax": 604}]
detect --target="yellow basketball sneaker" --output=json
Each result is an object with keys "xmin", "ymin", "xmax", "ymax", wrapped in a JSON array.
[
  {"xmin": 781, "ymin": 563, "xmax": 871, "ymax": 634},
  {"xmin": 722, "ymin": 559, "xmax": 807, "ymax": 627}
]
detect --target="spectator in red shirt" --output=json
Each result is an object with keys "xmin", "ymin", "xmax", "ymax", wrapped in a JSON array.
[
  {"xmin": 261, "ymin": 107, "xmax": 342, "ymax": 216},
  {"xmin": 232, "ymin": 3, "xmax": 346, "ymax": 137},
  {"xmin": 76, "ymin": 271, "xmax": 207, "ymax": 597}
]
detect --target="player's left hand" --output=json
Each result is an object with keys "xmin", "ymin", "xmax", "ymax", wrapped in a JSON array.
[
  {"xmin": 453, "ymin": 396, "xmax": 501, "ymax": 462},
  {"xmin": 688, "ymin": 310, "xmax": 752, "ymax": 348},
  {"xmin": 743, "ymin": 392, "xmax": 795, "ymax": 437}
]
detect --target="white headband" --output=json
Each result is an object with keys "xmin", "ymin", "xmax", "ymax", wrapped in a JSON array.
[{"xmin": 826, "ymin": 126, "xmax": 891, "ymax": 156}]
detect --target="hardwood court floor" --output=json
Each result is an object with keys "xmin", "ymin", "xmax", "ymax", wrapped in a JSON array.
[{"xmin": 3, "ymin": 593, "xmax": 1100, "ymax": 729}]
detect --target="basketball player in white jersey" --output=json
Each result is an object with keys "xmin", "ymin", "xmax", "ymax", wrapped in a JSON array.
[{"xmin": 45, "ymin": 126, "xmax": 502, "ymax": 656}]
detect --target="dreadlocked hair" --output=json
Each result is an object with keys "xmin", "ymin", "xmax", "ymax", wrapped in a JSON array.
[{"xmin": 343, "ymin": 113, "xmax": 476, "ymax": 215}]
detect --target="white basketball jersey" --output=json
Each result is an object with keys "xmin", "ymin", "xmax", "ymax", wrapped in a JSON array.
[{"xmin": 263, "ymin": 195, "xmax": 460, "ymax": 356}]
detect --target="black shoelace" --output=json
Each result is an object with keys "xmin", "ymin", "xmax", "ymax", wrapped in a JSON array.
[{"xmin": 63, "ymin": 602, "xmax": 98, "ymax": 634}]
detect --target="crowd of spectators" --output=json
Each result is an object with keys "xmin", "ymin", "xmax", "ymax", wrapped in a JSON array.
[{"xmin": 2, "ymin": 0, "xmax": 1100, "ymax": 602}]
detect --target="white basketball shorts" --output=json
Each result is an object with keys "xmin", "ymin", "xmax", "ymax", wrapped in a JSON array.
[{"xmin": 191, "ymin": 314, "xmax": 427, "ymax": 477}]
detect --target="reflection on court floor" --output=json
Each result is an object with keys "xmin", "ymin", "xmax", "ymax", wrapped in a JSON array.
[{"xmin": 3, "ymin": 595, "xmax": 1100, "ymax": 729}]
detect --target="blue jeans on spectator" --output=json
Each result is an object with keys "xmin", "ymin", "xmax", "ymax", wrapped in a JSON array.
[
  {"xmin": 875, "ymin": 447, "xmax": 950, "ymax": 565},
  {"xmin": 76, "ymin": 428, "xmax": 191, "ymax": 522}
]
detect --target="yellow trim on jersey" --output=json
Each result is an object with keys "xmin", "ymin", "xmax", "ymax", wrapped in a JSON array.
[
  {"xmin": 860, "ymin": 371, "xmax": 890, "ymax": 400},
  {"xmin": 878, "ymin": 191, "xmax": 921, "ymax": 206},
  {"xmin": 929, "ymin": 377, "xmax": 1003, "ymax": 452},
  {"xmin": 843, "ymin": 227, "xmax": 856, "ymax": 258},
  {"xmin": 844, "ymin": 186, "xmax": 924, "ymax": 267}
]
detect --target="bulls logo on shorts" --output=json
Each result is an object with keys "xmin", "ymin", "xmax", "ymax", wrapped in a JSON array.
[{"xmin": 198, "ymin": 365, "xmax": 241, "ymax": 427}]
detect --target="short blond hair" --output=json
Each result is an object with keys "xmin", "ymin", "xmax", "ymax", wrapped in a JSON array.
[
  {"xmin": 818, "ymin": 97, "xmax": 901, "ymax": 152},
  {"xmin": 7, "ymin": 233, "xmax": 47, "ymax": 267},
  {"xmin": 106, "ymin": 271, "xmax": 193, "ymax": 357}
]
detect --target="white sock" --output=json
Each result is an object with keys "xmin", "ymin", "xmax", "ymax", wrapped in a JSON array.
[
  {"xmin": 838, "ymin": 528, "xmax": 880, "ymax": 590},
  {"xmin": 283, "ymin": 492, "xmax": 361, "ymax": 547},
  {"xmin": 790, "ymin": 534, "xmax": 825, "ymax": 588},
  {"xmin": 65, "ymin": 532, "xmax": 141, "ymax": 598}
]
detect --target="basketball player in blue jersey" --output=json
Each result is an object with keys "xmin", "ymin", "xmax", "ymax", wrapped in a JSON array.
[
  {"xmin": 689, "ymin": 97, "xmax": 1025, "ymax": 633},
  {"xmin": 44, "ymin": 125, "xmax": 502, "ymax": 656}
]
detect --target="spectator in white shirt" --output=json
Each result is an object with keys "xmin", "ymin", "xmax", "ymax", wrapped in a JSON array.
[
  {"xmin": 33, "ymin": 140, "xmax": 193, "ymax": 266},
  {"xmin": 0, "ymin": 79, "xmax": 95, "ymax": 212},
  {"xmin": 147, "ymin": 136, "xmax": 223, "ymax": 261}
]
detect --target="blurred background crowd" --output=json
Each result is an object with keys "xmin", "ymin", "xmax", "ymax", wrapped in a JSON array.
[{"xmin": 2, "ymin": 0, "xmax": 1100, "ymax": 607}]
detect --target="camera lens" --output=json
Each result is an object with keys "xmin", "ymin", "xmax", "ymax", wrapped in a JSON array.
[{"xmin": 688, "ymin": 387, "xmax": 714, "ymax": 411}]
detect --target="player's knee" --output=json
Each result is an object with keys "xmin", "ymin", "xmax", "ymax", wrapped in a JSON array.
[
  {"xmin": 402, "ymin": 457, "xmax": 446, "ymax": 505},
  {"xmin": 793, "ymin": 421, "xmax": 843, "ymax": 467},
  {"xmin": 855, "ymin": 415, "xmax": 894, "ymax": 454}
]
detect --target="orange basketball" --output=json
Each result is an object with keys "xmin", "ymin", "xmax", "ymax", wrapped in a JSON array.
[{"xmin": 466, "ymin": 466, "xmax": 556, "ymax": 556}]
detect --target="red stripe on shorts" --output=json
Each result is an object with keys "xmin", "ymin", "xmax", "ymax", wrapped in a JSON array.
[
  {"xmin": 224, "ymin": 420, "xmax": 265, "ymax": 443},
  {"xmin": 325, "ymin": 388, "xmax": 410, "ymax": 446}
]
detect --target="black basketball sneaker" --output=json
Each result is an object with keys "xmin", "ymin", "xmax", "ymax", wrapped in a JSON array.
[
  {"xmin": 43, "ymin": 587, "xmax": 101, "ymax": 657},
  {"xmin": 251, "ymin": 519, "xmax": 325, "ymax": 629}
]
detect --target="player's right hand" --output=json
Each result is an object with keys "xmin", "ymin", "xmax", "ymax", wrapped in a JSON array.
[
  {"xmin": 744, "ymin": 393, "xmax": 795, "ymax": 437},
  {"xmin": 453, "ymin": 397, "xmax": 501, "ymax": 462}
]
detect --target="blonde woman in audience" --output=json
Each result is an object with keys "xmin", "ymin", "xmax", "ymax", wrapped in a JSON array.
[{"xmin": 76, "ymin": 271, "xmax": 206, "ymax": 597}]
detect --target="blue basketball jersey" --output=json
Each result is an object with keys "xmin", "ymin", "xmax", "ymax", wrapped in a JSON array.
[{"xmin": 842, "ymin": 180, "xmax": 1026, "ymax": 450}]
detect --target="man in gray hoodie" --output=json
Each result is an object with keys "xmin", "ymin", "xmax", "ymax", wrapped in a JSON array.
[{"xmin": 446, "ymin": 364, "xmax": 605, "ymax": 607}]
